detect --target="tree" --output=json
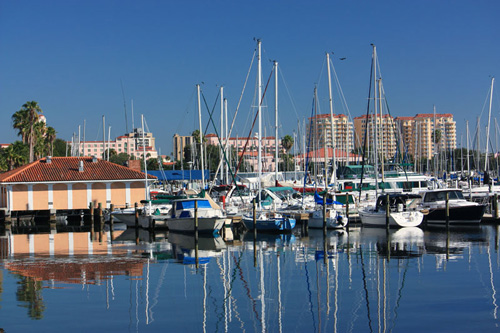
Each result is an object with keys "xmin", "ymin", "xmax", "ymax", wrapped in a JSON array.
[
  {"xmin": 281, "ymin": 135, "xmax": 294, "ymax": 153},
  {"xmin": 52, "ymin": 139, "xmax": 68, "ymax": 157},
  {"xmin": 45, "ymin": 126, "xmax": 56, "ymax": 156},
  {"xmin": 110, "ymin": 152, "xmax": 131, "ymax": 166},
  {"xmin": 0, "ymin": 141, "xmax": 28, "ymax": 171},
  {"xmin": 20, "ymin": 101, "xmax": 43, "ymax": 163},
  {"xmin": 146, "ymin": 157, "xmax": 160, "ymax": 170}
]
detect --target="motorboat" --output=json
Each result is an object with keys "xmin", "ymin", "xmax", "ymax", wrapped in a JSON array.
[
  {"xmin": 419, "ymin": 188, "xmax": 487, "ymax": 224},
  {"xmin": 166, "ymin": 198, "xmax": 228, "ymax": 235}
]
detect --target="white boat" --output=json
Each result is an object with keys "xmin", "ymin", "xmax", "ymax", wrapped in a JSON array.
[
  {"xmin": 307, "ymin": 192, "xmax": 348, "ymax": 229},
  {"xmin": 358, "ymin": 194, "xmax": 424, "ymax": 228},
  {"xmin": 166, "ymin": 198, "xmax": 227, "ymax": 235},
  {"xmin": 419, "ymin": 188, "xmax": 487, "ymax": 224}
]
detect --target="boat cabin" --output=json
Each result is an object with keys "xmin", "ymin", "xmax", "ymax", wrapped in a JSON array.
[
  {"xmin": 421, "ymin": 189, "xmax": 465, "ymax": 203},
  {"xmin": 375, "ymin": 194, "xmax": 422, "ymax": 212}
]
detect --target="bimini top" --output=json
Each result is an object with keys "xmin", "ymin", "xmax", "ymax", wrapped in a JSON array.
[{"xmin": 174, "ymin": 198, "xmax": 212, "ymax": 210}]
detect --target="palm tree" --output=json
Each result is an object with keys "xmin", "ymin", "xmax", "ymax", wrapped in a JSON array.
[
  {"xmin": 281, "ymin": 135, "xmax": 294, "ymax": 172},
  {"xmin": 281, "ymin": 134, "xmax": 294, "ymax": 153},
  {"xmin": 45, "ymin": 126, "xmax": 56, "ymax": 156},
  {"xmin": 15, "ymin": 101, "xmax": 43, "ymax": 163},
  {"xmin": 12, "ymin": 109, "xmax": 29, "ymax": 144}
]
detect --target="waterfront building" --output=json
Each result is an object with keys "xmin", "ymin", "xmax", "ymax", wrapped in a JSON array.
[
  {"xmin": 0, "ymin": 156, "xmax": 153, "ymax": 212},
  {"xmin": 71, "ymin": 128, "xmax": 158, "ymax": 160},
  {"xmin": 305, "ymin": 114, "xmax": 354, "ymax": 155},
  {"xmin": 395, "ymin": 113, "xmax": 457, "ymax": 160},
  {"xmin": 353, "ymin": 114, "xmax": 397, "ymax": 160}
]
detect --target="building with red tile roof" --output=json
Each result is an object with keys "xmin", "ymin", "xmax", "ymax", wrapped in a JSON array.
[{"xmin": 0, "ymin": 156, "xmax": 155, "ymax": 212}]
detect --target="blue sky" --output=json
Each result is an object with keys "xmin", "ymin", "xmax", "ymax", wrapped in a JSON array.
[{"xmin": 1, "ymin": 0, "xmax": 499, "ymax": 156}]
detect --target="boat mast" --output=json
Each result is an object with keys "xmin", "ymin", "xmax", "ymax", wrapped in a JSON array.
[
  {"xmin": 485, "ymin": 77, "xmax": 495, "ymax": 171},
  {"xmin": 372, "ymin": 44, "xmax": 379, "ymax": 193},
  {"xmin": 141, "ymin": 114, "xmax": 149, "ymax": 201},
  {"xmin": 378, "ymin": 78, "xmax": 384, "ymax": 182},
  {"xmin": 274, "ymin": 60, "xmax": 279, "ymax": 186},
  {"xmin": 197, "ymin": 84, "xmax": 206, "ymax": 190},
  {"xmin": 257, "ymin": 39, "xmax": 262, "ymax": 209},
  {"xmin": 466, "ymin": 120, "xmax": 470, "ymax": 187},
  {"xmin": 225, "ymin": 97, "xmax": 229, "ymax": 185},
  {"xmin": 327, "ymin": 52, "xmax": 336, "ymax": 188},
  {"xmin": 220, "ymin": 86, "xmax": 224, "ymax": 184}
]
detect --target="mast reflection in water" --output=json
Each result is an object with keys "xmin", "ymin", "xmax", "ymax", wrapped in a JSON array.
[{"xmin": 0, "ymin": 224, "xmax": 498, "ymax": 332}]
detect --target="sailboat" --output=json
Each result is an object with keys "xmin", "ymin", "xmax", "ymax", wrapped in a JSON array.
[
  {"xmin": 242, "ymin": 40, "xmax": 296, "ymax": 232},
  {"xmin": 357, "ymin": 45, "xmax": 424, "ymax": 228}
]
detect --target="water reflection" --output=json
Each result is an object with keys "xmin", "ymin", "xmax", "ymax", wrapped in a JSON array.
[{"xmin": 0, "ymin": 224, "xmax": 498, "ymax": 331}]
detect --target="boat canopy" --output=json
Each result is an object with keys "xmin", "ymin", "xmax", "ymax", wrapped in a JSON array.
[
  {"xmin": 314, "ymin": 191, "xmax": 343, "ymax": 205},
  {"xmin": 175, "ymin": 199, "xmax": 212, "ymax": 210}
]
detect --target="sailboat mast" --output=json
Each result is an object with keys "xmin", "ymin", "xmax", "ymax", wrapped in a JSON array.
[
  {"xmin": 197, "ymin": 84, "xmax": 206, "ymax": 190},
  {"xmin": 257, "ymin": 39, "xmax": 262, "ymax": 208},
  {"xmin": 141, "ymin": 114, "xmax": 149, "ymax": 201},
  {"xmin": 378, "ymin": 78, "xmax": 384, "ymax": 182},
  {"xmin": 220, "ymin": 86, "xmax": 224, "ymax": 184},
  {"xmin": 274, "ymin": 61, "xmax": 279, "ymax": 185},
  {"xmin": 372, "ymin": 44, "xmax": 379, "ymax": 193},
  {"xmin": 466, "ymin": 120, "xmax": 470, "ymax": 179},
  {"xmin": 327, "ymin": 52, "xmax": 336, "ymax": 188},
  {"xmin": 485, "ymin": 77, "xmax": 495, "ymax": 171},
  {"xmin": 225, "ymin": 98, "xmax": 229, "ymax": 184}
]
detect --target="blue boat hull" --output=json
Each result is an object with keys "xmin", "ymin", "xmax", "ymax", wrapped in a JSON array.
[{"xmin": 242, "ymin": 216, "xmax": 296, "ymax": 232}]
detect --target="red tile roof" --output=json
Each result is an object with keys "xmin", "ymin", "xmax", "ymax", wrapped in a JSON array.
[{"xmin": 0, "ymin": 157, "xmax": 156, "ymax": 183}]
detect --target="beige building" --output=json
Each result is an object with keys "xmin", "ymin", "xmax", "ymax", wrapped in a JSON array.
[
  {"xmin": 395, "ymin": 113, "xmax": 457, "ymax": 160},
  {"xmin": 0, "ymin": 156, "xmax": 154, "ymax": 212},
  {"xmin": 353, "ymin": 114, "xmax": 397, "ymax": 160},
  {"xmin": 306, "ymin": 114, "xmax": 354, "ymax": 154}
]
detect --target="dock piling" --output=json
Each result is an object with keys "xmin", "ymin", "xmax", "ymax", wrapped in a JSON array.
[{"xmin": 109, "ymin": 204, "xmax": 114, "ymax": 241}]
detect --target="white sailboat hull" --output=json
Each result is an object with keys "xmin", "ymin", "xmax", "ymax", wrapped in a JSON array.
[{"xmin": 358, "ymin": 209, "xmax": 423, "ymax": 228}]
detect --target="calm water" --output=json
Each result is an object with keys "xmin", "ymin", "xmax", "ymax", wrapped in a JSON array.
[{"xmin": 0, "ymin": 223, "xmax": 499, "ymax": 332}]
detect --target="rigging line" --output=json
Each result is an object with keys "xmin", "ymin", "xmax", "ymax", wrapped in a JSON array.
[
  {"xmin": 358, "ymin": 50, "xmax": 375, "ymax": 202},
  {"xmin": 380, "ymin": 85, "xmax": 409, "ymax": 179},
  {"xmin": 330, "ymin": 59, "xmax": 360, "ymax": 149},
  {"xmin": 201, "ymin": 90, "xmax": 245, "ymax": 201},
  {"xmin": 174, "ymin": 86, "xmax": 197, "ymax": 133},
  {"xmin": 120, "ymin": 79, "xmax": 129, "ymax": 133},
  {"xmin": 201, "ymin": 89, "xmax": 221, "ymax": 136},
  {"xmin": 278, "ymin": 66, "xmax": 302, "ymax": 123},
  {"xmin": 224, "ymin": 51, "xmax": 256, "ymax": 151},
  {"xmin": 233, "ymin": 66, "xmax": 275, "ymax": 181},
  {"xmin": 302, "ymin": 92, "xmax": 316, "ymax": 203}
]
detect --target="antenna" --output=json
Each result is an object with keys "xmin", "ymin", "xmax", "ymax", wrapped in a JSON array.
[{"xmin": 120, "ymin": 80, "xmax": 129, "ymax": 133}]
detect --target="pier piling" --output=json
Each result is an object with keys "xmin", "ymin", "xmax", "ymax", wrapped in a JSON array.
[
  {"xmin": 385, "ymin": 194, "xmax": 390, "ymax": 230},
  {"xmin": 109, "ymin": 204, "xmax": 114, "ymax": 241}
]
